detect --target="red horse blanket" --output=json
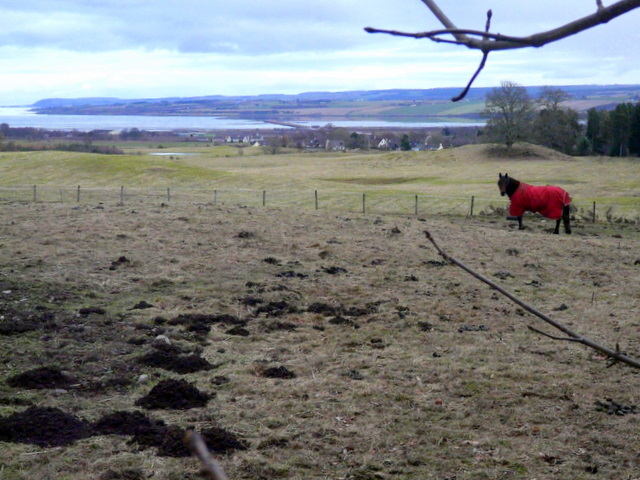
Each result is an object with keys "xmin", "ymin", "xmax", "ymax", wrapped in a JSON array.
[{"xmin": 509, "ymin": 183, "xmax": 571, "ymax": 220}]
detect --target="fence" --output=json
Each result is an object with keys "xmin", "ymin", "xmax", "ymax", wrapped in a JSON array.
[{"xmin": 0, "ymin": 185, "xmax": 639, "ymax": 223}]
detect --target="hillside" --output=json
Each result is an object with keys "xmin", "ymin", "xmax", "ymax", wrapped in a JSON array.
[{"xmin": 30, "ymin": 84, "xmax": 640, "ymax": 123}]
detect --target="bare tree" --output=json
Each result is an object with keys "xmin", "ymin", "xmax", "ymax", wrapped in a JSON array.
[
  {"xmin": 483, "ymin": 81, "xmax": 535, "ymax": 149},
  {"xmin": 366, "ymin": 0, "xmax": 640, "ymax": 101}
]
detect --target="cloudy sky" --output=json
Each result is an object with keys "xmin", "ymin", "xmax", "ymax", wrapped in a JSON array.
[{"xmin": 1, "ymin": 0, "xmax": 639, "ymax": 105}]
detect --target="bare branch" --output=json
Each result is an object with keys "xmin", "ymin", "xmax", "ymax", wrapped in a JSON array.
[
  {"xmin": 363, "ymin": 27, "xmax": 530, "ymax": 46},
  {"xmin": 527, "ymin": 325, "xmax": 583, "ymax": 343},
  {"xmin": 451, "ymin": 51, "xmax": 489, "ymax": 102},
  {"xmin": 184, "ymin": 430, "xmax": 229, "ymax": 480},
  {"xmin": 423, "ymin": 230, "xmax": 640, "ymax": 370},
  {"xmin": 368, "ymin": 0, "xmax": 640, "ymax": 52},
  {"xmin": 365, "ymin": 0, "xmax": 640, "ymax": 100},
  {"xmin": 418, "ymin": 0, "xmax": 470, "ymax": 43}
]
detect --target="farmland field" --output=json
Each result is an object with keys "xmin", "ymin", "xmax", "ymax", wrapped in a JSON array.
[{"xmin": 1, "ymin": 144, "xmax": 640, "ymax": 479}]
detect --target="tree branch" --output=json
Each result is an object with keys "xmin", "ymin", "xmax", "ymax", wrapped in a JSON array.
[
  {"xmin": 184, "ymin": 430, "xmax": 229, "ymax": 480},
  {"xmin": 423, "ymin": 230, "xmax": 640, "ymax": 370},
  {"xmin": 365, "ymin": 0, "xmax": 640, "ymax": 100}
]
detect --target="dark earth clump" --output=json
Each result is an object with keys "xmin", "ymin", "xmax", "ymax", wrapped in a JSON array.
[
  {"xmin": 131, "ymin": 300, "xmax": 154, "ymax": 310},
  {"xmin": 157, "ymin": 426, "xmax": 192, "ymax": 457},
  {"xmin": 135, "ymin": 378, "xmax": 211, "ymax": 410},
  {"xmin": 262, "ymin": 366, "xmax": 296, "ymax": 379},
  {"xmin": 307, "ymin": 302, "xmax": 340, "ymax": 316},
  {"xmin": 156, "ymin": 425, "xmax": 248, "ymax": 457},
  {"xmin": 0, "ymin": 406, "xmax": 92, "ymax": 447},
  {"xmin": 264, "ymin": 321, "xmax": 298, "ymax": 332},
  {"xmin": 256, "ymin": 300, "xmax": 298, "ymax": 317},
  {"xmin": 200, "ymin": 426, "xmax": 249, "ymax": 452},
  {"xmin": 275, "ymin": 270, "xmax": 308, "ymax": 279},
  {"xmin": 226, "ymin": 326, "xmax": 251, "ymax": 336},
  {"xmin": 329, "ymin": 316, "xmax": 360, "ymax": 329},
  {"xmin": 6, "ymin": 366, "xmax": 75, "ymax": 389},
  {"xmin": 109, "ymin": 256, "xmax": 130, "ymax": 270},
  {"xmin": 137, "ymin": 350, "xmax": 213, "ymax": 374},
  {"xmin": 93, "ymin": 410, "xmax": 166, "ymax": 437},
  {"xmin": 0, "ymin": 306, "xmax": 55, "ymax": 335},
  {"xmin": 79, "ymin": 306, "xmax": 106, "ymax": 316},
  {"xmin": 322, "ymin": 266, "xmax": 348, "ymax": 275},
  {"xmin": 99, "ymin": 468, "xmax": 146, "ymax": 480},
  {"xmin": 595, "ymin": 399, "xmax": 637, "ymax": 415},
  {"xmin": 458, "ymin": 324, "xmax": 489, "ymax": 333}
]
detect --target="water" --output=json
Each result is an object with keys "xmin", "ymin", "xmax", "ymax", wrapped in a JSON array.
[{"xmin": 0, "ymin": 107, "xmax": 483, "ymax": 132}]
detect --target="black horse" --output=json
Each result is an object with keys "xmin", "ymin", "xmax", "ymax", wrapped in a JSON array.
[{"xmin": 498, "ymin": 173, "xmax": 572, "ymax": 234}]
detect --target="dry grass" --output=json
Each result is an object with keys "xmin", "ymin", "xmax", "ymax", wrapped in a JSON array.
[{"xmin": 1, "ymin": 198, "xmax": 640, "ymax": 480}]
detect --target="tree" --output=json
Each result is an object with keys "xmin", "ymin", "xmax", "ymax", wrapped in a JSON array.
[
  {"xmin": 586, "ymin": 107, "xmax": 606, "ymax": 154},
  {"xmin": 533, "ymin": 87, "xmax": 582, "ymax": 154},
  {"xmin": 629, "ymin": 103, "xmax": 640, "ymax": 155},
  {"xmin": 482, "ymin": 81, "xmax": 534, "ymax": 149},
  {"xmin": 608, "ymin": 102, "xmax": 635, "ymax": 156},
  {"xmin": 400, "ymin": 134, "xmax": 412, "ymax": 151}
]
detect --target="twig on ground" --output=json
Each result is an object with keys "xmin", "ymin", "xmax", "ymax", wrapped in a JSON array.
[
  {"xmin": 423, "ymin": 230, "xmax": 640, "ymax": 369},
  {"xmin": 184, "ymin": 430, "xmax": 229, "ymax": 480}
]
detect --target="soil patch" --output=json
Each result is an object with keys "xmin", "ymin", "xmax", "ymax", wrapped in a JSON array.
[
  {"xmin": 135, "ymin": 379, "xmax": 211, "ymax": 409},
  {"xmin": 6, "ymin": 366, "xmax": 75, "ymax": 389},
  {"xmin": 137, "ymin": 350, "xmax": 213, "ymax": 374},
  {"xmin": 0, "ymin": 407, "xmax": 92, "ymax": 447}
]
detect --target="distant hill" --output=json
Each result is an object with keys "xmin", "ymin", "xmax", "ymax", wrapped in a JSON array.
[{"xmin": 31, "ymin": 84, "xmax": 640, "ymax": 122}]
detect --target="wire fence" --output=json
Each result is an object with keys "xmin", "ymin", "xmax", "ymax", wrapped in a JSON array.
[{"xmin": 0, "ymin": 185, "xmax": 639, "ymax": 224}]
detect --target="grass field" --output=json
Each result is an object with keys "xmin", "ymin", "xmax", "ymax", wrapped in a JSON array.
[
  {"xmin": 1, "ymin": 144, "xmax": 640, "ymax": 479},
  {"xmin": 1, "ymin": 143, "xmax": 639, "ymax": 221}
]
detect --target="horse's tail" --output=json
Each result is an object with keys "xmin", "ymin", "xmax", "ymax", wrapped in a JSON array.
[{"xmin": 562, "ymin": 189, "xmax": 572, "ymax": 206}]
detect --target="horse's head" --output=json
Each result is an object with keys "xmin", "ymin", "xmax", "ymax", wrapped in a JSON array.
[
  {"xmin": 498, "ymin": 173, "xmax": 520, "ymax": 197},
  {"xmin": 498, "ymin": 173, "xmax": 510, "ymax": 197}
]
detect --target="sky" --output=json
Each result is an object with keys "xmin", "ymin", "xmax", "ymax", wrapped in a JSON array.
[{"xmin": 1, "ymin": 0, "xmax": 640, "ymax": 105}]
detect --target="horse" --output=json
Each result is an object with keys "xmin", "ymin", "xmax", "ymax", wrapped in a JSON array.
[{"xmin": 498, "ymin": 173, "xmax": 572, "ymax": 234}]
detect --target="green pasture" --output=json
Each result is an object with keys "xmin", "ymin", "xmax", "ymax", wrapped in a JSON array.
[{"xmin": 1, "ymin": 144, "xmax": 639, "ymax": 220}]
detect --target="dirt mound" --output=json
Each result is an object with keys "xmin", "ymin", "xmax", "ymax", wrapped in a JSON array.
[
  {"xmin": 6, "ymin": 366, "xmax": 75, "ymax": 389},
  {"xmin": 0, "ymin": 407, "xmax": 92, "ymax": 447},
  {"xmin": 0, "ymin": 307, "xmax": 56, "ymax": 335},
  {"xmin": 93, "ymin": 410, "xmax": 166, "ymax": 437},
  {"xmin": 261, "ymin": 366, "xmax": 296, "ymax": 379},
  {"xmin": 137, "ymin": 350, "xmax": 212, "ymax": 374},
  {"xmin": 161, "ymin": 426, "xmax": 248, "ymax": 457},
  {"xmin": 135, "ymin": 379, "xmax": 211, "ymax": 409},
  {"xmin": 0, "ymin": 406, "xmax": 246, "ymax": 454},
  {"xmin": 201, "ymin": 426, "xmax": 249, "ymax": 452}
]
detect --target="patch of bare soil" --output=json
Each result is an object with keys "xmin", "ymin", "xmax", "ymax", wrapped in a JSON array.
[
  {"xmin": 0, "ymin": 407, "xmax": 92, "ymax": 447},
  {"xmin": 135, "ymin": 379, "xmax": 211, "ymax": 409},
  {"xmin": 1, "ymin": 202, "xmax": 639, "ymax": 479}
]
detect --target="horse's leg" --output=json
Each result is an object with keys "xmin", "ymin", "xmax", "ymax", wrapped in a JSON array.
[
  {"xmin": 563, "ymin": 205, "xmax": 572, "ymax": 234},
  {"xmin": 506, "ymin": 215, "xmax": 524, "ymax": 230},
  {"xmin": 553, "ymin": 219, "xmax": 560, "ymax": 234}
]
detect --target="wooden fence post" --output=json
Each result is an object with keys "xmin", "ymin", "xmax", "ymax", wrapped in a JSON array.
[
  {"xmin": 315, "ymin": 190, "xmax": 318, "ymax": 210},
  {"xmin": 362, "ymin": 193, "xmax": 366, "ymax": 213},
  {"xmin": 77, "ymin": 185, "xmax": 81, "ymax": 202},
  {"xmin": 470, "ymin": 196, "xmax": 475, "ymax": 216},
  {"xmin": 120, "ymin": 186, "xmax": 124, "ymax": 205},
  {"xmin": 415, "ymin": 195, "xmax": 418, "ymax": 215},
  {"xmin": 262, "ymin": 190, "xmax": 266, "ymax": 206},
  {"xmin": 214, "ymin": 189, "xmax": 217, "ymax": 205},
  {"xmin": 167, "ymin": 188, "xmax": 171, "ymax": 202},
  {"xmin": 592, "ymin": 202, "xmax": 596, "ymax": 223}
]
